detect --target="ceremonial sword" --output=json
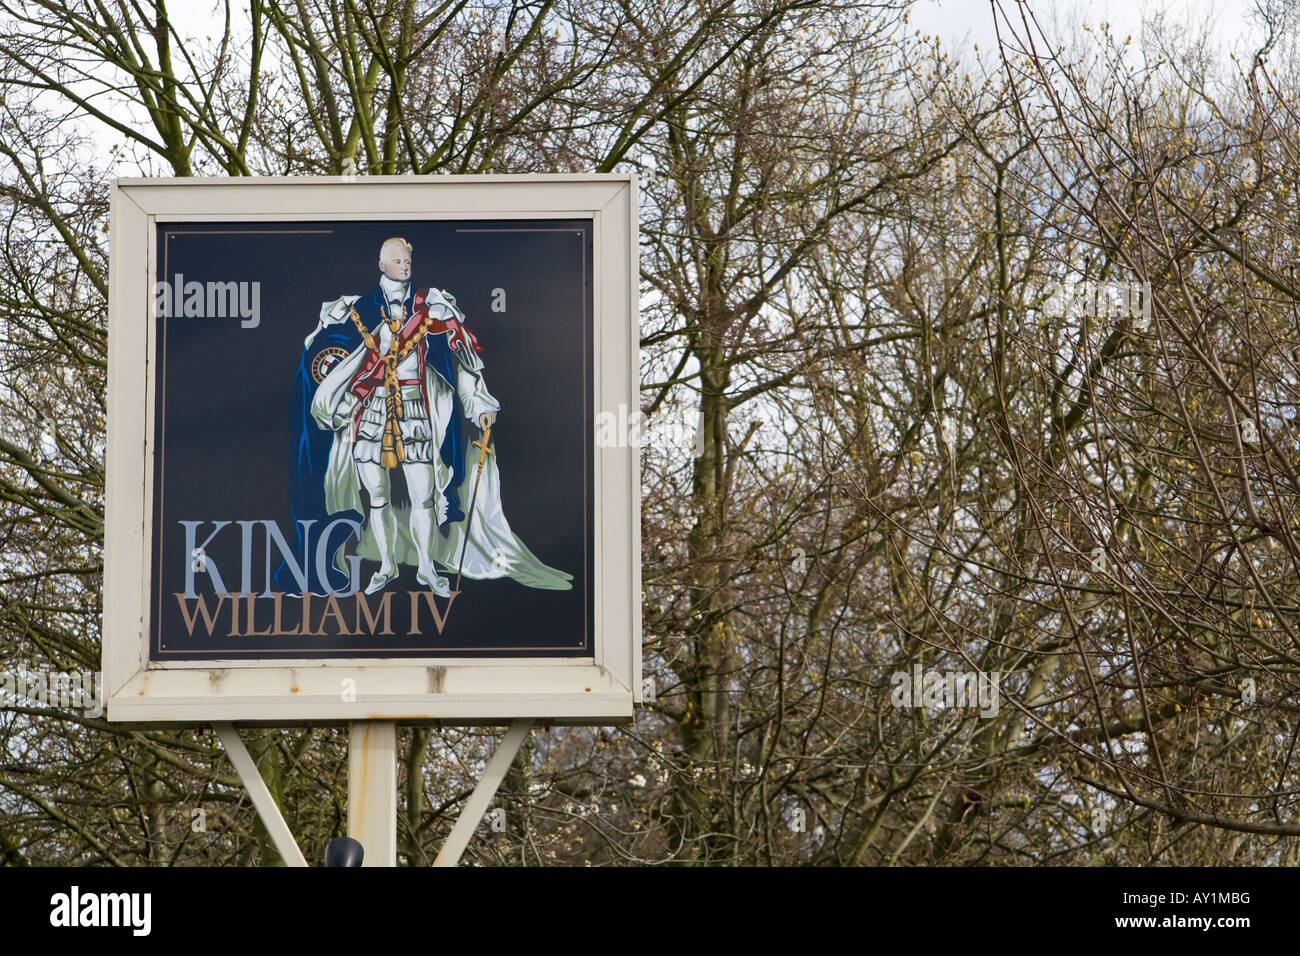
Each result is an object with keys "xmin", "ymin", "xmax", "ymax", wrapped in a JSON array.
[{"xmin": 453, "ymin": 425, "xmax": 494, "ymax": 594}]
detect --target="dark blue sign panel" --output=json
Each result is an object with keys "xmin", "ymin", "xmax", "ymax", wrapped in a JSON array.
[{"xmin": 150, "ymin": 220, "xmax": 593, "ymax": 659}]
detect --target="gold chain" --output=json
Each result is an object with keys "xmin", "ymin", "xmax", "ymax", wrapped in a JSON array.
[{"xmin": 348, "ymin": 304, "xmax": 440, "ymax": 469}]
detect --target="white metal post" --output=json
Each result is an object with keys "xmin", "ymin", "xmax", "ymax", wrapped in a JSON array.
[{"xmin": 348, "ymin": 720, "xmax": 397, "ymax": 866}]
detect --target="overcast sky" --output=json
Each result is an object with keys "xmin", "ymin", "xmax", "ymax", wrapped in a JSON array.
[
  {"xmin": 161, "ymin": 2, "xmax": 1278, "ymax": 65},
  {"xmin": 908, "ymin": 0, "xmax": 1272, "ymax": 54}
]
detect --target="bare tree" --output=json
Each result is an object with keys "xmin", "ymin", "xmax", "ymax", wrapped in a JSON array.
[{"xmin": 3, "ymin": 0, "xmax": 1300, "ymax": 866}]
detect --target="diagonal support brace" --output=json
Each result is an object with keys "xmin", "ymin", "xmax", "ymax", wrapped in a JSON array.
[
  {"xmin": 214, "ymin": 722, "xmax": 308, "ymax": 867},
  {"xmin": 434, "ymin": 719, "xmax": 534, "ymax": 867}
]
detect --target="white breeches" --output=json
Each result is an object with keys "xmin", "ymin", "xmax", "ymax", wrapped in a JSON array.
[{"xmin": 356, "ymin": 459, "xmax": 444, "ymax": 518}]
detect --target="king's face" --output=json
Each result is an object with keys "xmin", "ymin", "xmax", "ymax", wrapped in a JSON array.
[{"xmin": 379, "ymin": 245, "xmax": 412, "ymax": 281}]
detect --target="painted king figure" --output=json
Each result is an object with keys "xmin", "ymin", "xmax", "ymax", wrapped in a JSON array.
[{"xmin": 283, "ymin": 237, "xmax": 572, "ymax": 597}]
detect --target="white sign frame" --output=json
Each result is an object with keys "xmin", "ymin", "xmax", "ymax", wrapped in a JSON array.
[{"xmin": 105, "ymin": 175, "xmax": 640, "ymax": 725}]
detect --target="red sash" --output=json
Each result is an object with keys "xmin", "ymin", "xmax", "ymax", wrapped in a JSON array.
[{"xmin": 345, "ymin": 290, "xmax": 483, "ymax": 445}]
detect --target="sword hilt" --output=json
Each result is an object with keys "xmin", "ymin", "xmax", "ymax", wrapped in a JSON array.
[{"xmin": 472, "ymin": 427, "xmax": 494, "ymax": 469}]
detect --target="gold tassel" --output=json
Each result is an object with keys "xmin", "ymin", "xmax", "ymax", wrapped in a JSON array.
[
  {"xmin": 380, "ymin": 356, "xmax": 405, "ymax": 469},
  {"xmin": 351, "ymin": 303, "xmax": 430, "ymax": 471}
]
